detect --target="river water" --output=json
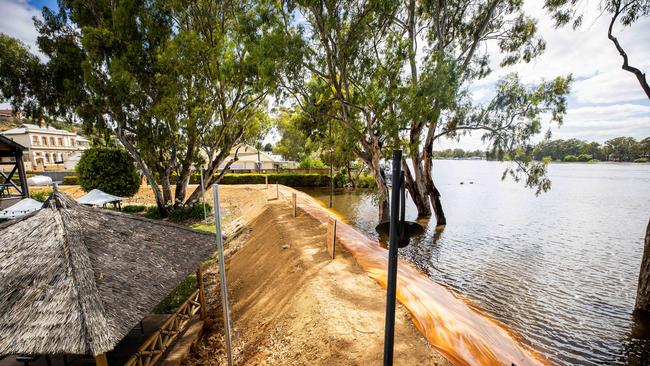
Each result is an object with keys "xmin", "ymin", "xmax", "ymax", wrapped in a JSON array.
[{"xmin": 300, "ymin": 160, "xmax": 650, "ymax": 366}]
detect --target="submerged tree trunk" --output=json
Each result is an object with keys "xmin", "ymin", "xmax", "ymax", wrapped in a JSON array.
[
  {"xmin": 423, "ymin": 148, "xmax": 446, "ymax": 226},
  {"xmin": 368, "ymin": 144, "xmax": 389, "ymax": 223},
  {"xmin": 635, "ymin": 218, "xmax": 650, "ymax": 312},
  {"xmin": 403, "ymin": 156, "xmax": 431, "ymax": 217}
]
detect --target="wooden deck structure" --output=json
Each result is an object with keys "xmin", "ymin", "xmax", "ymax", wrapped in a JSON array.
[{"xmin": 0, "ymin": 135, "xmax": 29, "ymax": 200}]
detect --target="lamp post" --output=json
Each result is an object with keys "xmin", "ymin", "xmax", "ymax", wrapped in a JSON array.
[{"xmin": 329, "ymin": 119, "xmax": 333, "ymax": 208}]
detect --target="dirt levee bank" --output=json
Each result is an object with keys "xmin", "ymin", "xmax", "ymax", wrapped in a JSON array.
[{"xmin": 186, "ymin": 186, "xmax": 449, "ymax": 365}]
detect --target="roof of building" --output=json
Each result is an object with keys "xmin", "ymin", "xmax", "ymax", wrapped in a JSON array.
[
  {"xmin": 2, "ymin": 123, "xmax": 77, "ymax": 136},
  {"xmin": 0, "ymin": 134, "xmax": 27, "ymax": 152},
  {"xmin": 0, "ymin": 190, "xmax": 215, "ymax": 356}
]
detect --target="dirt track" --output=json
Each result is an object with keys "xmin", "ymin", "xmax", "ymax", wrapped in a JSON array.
[{"xmin": 186, "ymin": 186, "xmax": 450, "ymax": 366}]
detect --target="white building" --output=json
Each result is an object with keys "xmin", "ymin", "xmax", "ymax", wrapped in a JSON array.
[
  {"xmin": 218, "ymin": 143, "xmax": 298, "ymax": 171},
  {"xmin": 1, "ymin": 123, "xmax": 90, "ymax": 171}
]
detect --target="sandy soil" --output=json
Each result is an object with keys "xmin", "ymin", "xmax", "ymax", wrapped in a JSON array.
[{"xmin": 186, "ymin": 186, "xmax": 450, "ymax": 366}]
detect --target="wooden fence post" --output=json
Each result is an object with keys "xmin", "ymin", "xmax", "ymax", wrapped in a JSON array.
[
  {"xmin": 196, "ymin": 265, "xmax": 207, "ymax": 320},
  {"xmin": 265, "ymin": 175, "xmax": 268, "ymax": 190},
  {"xmin": 95, "ymin": 353, "xmax": 109, "ymax": 366},
  {"xmin": 326, "ymin": 218, "xmax": 336, "ymax": 259},
  {"xmin": 292, "ymin": 192, "xmax": 297, "ymax": 217},
  {"xmin": 276, "ymin": 183, "xmax": 279, "ymax": 199}
]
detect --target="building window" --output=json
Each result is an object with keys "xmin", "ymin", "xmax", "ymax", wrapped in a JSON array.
[
  {"xmin": 42, "ymin": 136, "xmax": 48, "ymax": 145},
  {"xmin": 58, "ymin": 137, "xmax": 63, "ymax": 146},
  {"xmin": 50, "ymin": 137, "xmax": 55, "ymax": 146},
  {"xmin": 45, "ymin": 154, "xmax": 50, "ymax": 163},
  {"xmin": 32, "ymin": 136, "xmax": 39, "ymax": 145}
]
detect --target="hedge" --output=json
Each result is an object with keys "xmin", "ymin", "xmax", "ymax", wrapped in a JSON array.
[
  {"xmin": 63, "ymin": 176, "xmax": 78, "ymax": 185},
  {"xmin": 220, "ymin": 173, "xmax": 330, "ymax": 187}
]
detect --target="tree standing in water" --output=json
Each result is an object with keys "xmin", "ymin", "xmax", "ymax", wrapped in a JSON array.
[{"xmin": 280, "ymin": 0, "xmax": 572, "ymax": 224}]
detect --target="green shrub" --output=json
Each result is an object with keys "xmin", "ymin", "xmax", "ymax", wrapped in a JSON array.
[
  {"xmin": 357, "ymin": 174, "xmax": 375, "ymax": 188},
  {"xmin": 577, "ymin": 154, "xmax": 593, "ymax": 162},
  {"xmin": 298, "ymin": 156, "xmax": 327, "ymax": 169},
  {"xmin": 563, "ymin": 155, "xmax": 578, "ymax": 162},
  {"xmin": 219, "ymin": 173, "xmax": 330, "ymax": 187},
  {"xmin": 77, "ymin": 147, "xmax": 141, "ymax": 197},
  {"xmin": 145, "ymin": 206, "xmax": 162, "ymax": 219},
  {"xmin": 542, "ymin": 156, "xmax": 552, "ymax": 164},
  {"xmin": 63, "ymin": 176, "xmax": 78, "ymax": 185},
  {"xmin": 123, "ymin": 204, "xmax": 146, "ymax": 213},
  {"xmin": 634, "ymin": 157, "xmax": 649, "ymax": 163},
  {"xmin": 587, "ymin": 158, "xmax": 600, "ymax": 163},
  {"xmin": 30, "ymin": 189, "xmax": 52, "ymax": 202},
  {"xmin": 333, "ymin": 171, "xmax": 346, "ymax": 188},
  {"xmin": 169, "ymin": 202, "xmax": 211, "ymax": 221}
]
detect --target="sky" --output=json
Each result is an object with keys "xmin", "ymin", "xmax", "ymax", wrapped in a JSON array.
[{"xmin": 1, "ymin": 0, "xmax": 649, "ymax": 150}]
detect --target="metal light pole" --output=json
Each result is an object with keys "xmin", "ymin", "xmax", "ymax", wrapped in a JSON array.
[
  {"xmin": 329, "ymin": 119, "xmax": 333, "ymax": 208},
  {"xmin": 212, "ymin": 185, "xmax": 233, "ymax": 366},
  {"xmin": 383, "ymin": 150, "xmax": 402, "ymax": 366}
]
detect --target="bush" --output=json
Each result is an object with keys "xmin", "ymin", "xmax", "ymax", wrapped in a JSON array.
[
  {"xmin": 298, "ymin": 156, "xmax": 327, "ymax": 169},
  {"xmin": 30, "ymin": 189, "xmax": 52, "ymax": 202},
  {"xmin": 357, "ymin": 174, "xmax": 375, "ymax": 188},
  {"xmin": 169, "ymin": 202, "xmax": 211, "ymax": 221},
  {"xmin": 542, "ymin": 156, "xmax": 552, "ymax": 164},
  {"xmin": 145, "ymin": 206, "xmax": 162, "ymax": 219},
  {"xmin": 333, "ymin": 171, "xmax": 346, "ymax": 188},
  {"xmin": 563, "ymin": 155, "xmax": 578, "ymax": 162},
  {"xmin": 63, "ymin": 176, "xmax": 78, "ymax": 185},
  {"xmin": 123, "ymin": 204, "xmax": 146, "ymax": 213},
  {"xmin": 634, "ymin": 157, "xmax": 649, "ymax": 163},
  {"xmin": 577, "ymin": 154, "xmax": 593, "ymax": 162},
  {"xmin": 219, "ymin": 173, "xmax": 330, "ymax": 187},
  {"xmin": 77, "ymin": 148, "xmax": 141, "ymax": 197}
]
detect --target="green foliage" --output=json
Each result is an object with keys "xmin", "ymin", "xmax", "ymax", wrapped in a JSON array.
[
  {"xmin": 123, "ymin": 204, "xmax": 146, "ymax": 213},
  {"xmin": 145, "ymin": 206, "xmax": 162, "ymax": 219},
  {"xmin": 563, "ymin": 155, "xmax": 578, "ymax": 162},
  {"xmin": 220, "ymin": 173, "xmax": 330, "ymax": 187},
  {"xmin": 577, "ymin": 154, "xmax": 593, "ymax": 162},
  {"xmin": 634, "ymin": 157, "xmax": 649, "ymax": 163},
  {"xmin": 298, "ymin": 156, "xmax": 327, "ymax": 169},
  {"xmin": 169, "ymin": 203, "xmax": 211, "ymax": 222},
  {"xmin": 77, "ymin": 148, "xmax": 141, "ymax": 197},
  {"xmin": 153, "ymin": 273, "xmax": 197, "ymax": 314},
  {"xmin": 63, "ymin": 176, "xmax": 78, "ymax": 185},
  {"xmin": 333, "ymin": 171, "xmax": 347, "ymax": 188},
  {"xmin": 30, "ymin": 189, "xmax": 52, "ymax": 202},
  {"xmin": 542, "ymin": 156, "xmax": 553, "ymax": 164},
  {"xmin": 357, "ymin": 175, "xmax": 375, "ymax": 189},
  {"xmin": 588, "ymin": 159, "xmax": 600, "ymax": 163}
]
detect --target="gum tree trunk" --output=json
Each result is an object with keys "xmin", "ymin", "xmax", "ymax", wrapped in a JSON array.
[{"xmin": 635, "ymin": 218, "xmax": 650, "ymax": 312}]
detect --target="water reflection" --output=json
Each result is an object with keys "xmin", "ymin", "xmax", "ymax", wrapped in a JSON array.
[{"xmin": 300, "ymin": 160, "xmax": 650, "ymax": 366}]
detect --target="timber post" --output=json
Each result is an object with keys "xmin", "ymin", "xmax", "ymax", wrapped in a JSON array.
[
  {"xmin": 265, "ymin": 175, "xmax": 268, "ymax": 190},
  {"xmin": 196, "ymin": 265, "xmax": 207, "ymax": 320},
  {"xmin": 95, "ymin": 353, "xmax": 108, "ymax": 366},
  {"xmin": 635, "ymin": 218, "xmax": 650, "ymax": 312},
  {"xmin": 326, "ymin": 218, "xmax": 336, "ymax": 259},
  {"xmin": 292, "ymin": 192, "xmax": 297, "ymax": 217}
]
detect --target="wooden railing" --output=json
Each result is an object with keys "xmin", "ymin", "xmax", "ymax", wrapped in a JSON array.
[{"xmin": 123, "ymin": 286, "xmax": 204, "ymax": 366}]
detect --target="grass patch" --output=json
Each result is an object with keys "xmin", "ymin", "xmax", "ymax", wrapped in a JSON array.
[
  {"xmin": 153, "ymin": 273, "xmax": 197, "ymax": 314},
  {"xmin": 123, "ymin": 204, "xmax": 146, "ymax": 213}
]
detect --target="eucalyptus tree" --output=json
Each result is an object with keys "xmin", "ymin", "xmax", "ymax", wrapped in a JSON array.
[
  {"xmin": 387, "ymin": 0, "xmax": 572, "ymax": 225},
  {"xmin": 0, "ymin": 0, "xmax": 281, "ymax": 216},
  {"xmin": 278, "ymin": 0, "xmax": 403, "ymax": 221}
]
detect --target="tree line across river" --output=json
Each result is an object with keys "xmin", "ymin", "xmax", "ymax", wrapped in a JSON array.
[{"xmin": 433, "ymin": 136, "xmax": 650, "ymax": 163}]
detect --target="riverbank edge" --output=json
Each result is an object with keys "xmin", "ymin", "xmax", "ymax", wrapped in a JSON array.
[{"xmin": 278, "ymin": 185, "xmax": 549, "ymax": 366}]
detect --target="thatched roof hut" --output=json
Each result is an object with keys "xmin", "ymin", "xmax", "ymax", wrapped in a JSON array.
[{"xmin": 0, "ymin": 190, "xmax": 215, "ymax": 357}]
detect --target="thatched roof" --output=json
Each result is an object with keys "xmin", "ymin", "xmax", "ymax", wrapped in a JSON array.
[{"xmin": 0, "ymin": 190, "xmax": 215, "ymax": 356}]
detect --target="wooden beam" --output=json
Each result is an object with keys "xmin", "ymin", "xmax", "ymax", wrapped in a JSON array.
[
  {"xmin": 196, "ymin": 265, "xmax": 207, "ymax": 320},
  {"xmin": 16, "ymin": 151, "xmax": 28, "ymax": 197},
  {"xmin": 95, "ymin": 353, "xmax": 108, "ymax": 366}
]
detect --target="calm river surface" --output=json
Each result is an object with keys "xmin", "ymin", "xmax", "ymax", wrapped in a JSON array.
[{"xmin": 300, "ymin": 160, "xmax": 650, "ymax": 366}]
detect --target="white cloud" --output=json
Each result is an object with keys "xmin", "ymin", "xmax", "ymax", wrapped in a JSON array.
[
  {"xmin": 573, "ymin": 71, "xmax": 649, "ymax": 104},
  {"xmin": 0, "ymin": 0, "xmax": 42, "ymax": 53}
]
